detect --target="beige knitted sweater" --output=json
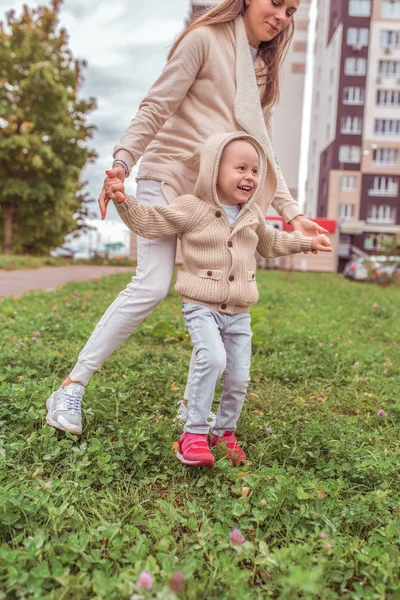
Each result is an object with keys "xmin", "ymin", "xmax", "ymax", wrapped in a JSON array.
[
  {"xmin": 113, "ymin": 16, "xmax": 301, "ymax": 223},
  {"xmin": 115, "ymin": 132, "xmax": 312, "ymax": 314}
]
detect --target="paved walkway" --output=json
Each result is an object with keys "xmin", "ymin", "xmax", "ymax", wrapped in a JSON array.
[{"xmin": 0, "ymin": 265, "xmax": 134, "ymax": 297}]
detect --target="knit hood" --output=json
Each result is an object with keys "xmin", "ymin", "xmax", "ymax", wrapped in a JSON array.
[{"xmin": 193, "ymin": 131, "xmax": 266, "ymax": 210}]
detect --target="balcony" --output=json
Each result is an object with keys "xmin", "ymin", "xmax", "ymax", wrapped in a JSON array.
[
  {"xmin": 368, "ymin": 187, "xmax": 398, "ymax": 197},
  {"xmin": 366, "ymin": 217, "xmax": 396, "ymax": 225}
]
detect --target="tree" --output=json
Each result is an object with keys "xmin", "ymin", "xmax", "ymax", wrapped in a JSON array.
[{"xmin": 0, "ymin": 0, "xmax": 97, "ymax": 254}]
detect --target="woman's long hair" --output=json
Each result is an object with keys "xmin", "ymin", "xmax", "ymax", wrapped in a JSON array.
[{"xmin": 168, "ymin": 0, "xmax": 295, "ymax": 108}]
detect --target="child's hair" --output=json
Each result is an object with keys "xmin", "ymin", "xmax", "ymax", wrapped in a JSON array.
[
  {"xmin": 168, "ymin": 0, "xmax": 295, "ymax": 108},
  {"xmin": 223, "ymin": 137, "xmax": 261, "ymax": 161}
]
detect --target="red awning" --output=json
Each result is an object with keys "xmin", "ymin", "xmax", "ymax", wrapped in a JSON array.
[{"xmin": 266, "ymin": 216, "xmax": 337, "ymax": 233}]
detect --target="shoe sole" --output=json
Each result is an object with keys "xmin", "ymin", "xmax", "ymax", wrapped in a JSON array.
[
  {"xmin": 176, "ymin": 452, "xmax": 214, "ymax": 467},
  {"xmin": 46, "ymin": 394, "xmax": 82, "ymax": 435}
]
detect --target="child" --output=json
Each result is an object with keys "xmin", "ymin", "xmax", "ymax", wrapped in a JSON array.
[{"xmin": 111, "ymin": 131, "xmax": 332, "ymax": 467}]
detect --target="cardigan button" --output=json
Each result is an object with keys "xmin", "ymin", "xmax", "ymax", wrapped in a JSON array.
[
  {"xmin": 215, "ymin": 210, "xmax": 222, "ymax": 217},
  {"xmin": 227, "ymin": 241, "xmax": 233, "ymax": 248},
  {"xmin": 220, "ymin": 303, "xmax": 227, "ymax": 310},
  {"xmin": 229, "ymin": 275, "xmax": 234, "ymax": 282},
  {"xmin": 207, "ymin": 271, "xmax": 212, "ymax": 276}
]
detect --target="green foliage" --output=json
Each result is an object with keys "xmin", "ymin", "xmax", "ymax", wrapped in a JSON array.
[
  {"xmin": 0, "ymin": 0, "xmax": 97, "ymax": 255},
  {"xmin": 0, "ymin": 271, "xmax": 399, "ymax": 598}
]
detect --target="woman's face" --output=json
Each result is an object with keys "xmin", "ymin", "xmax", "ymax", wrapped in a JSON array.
[{"xmin": 244, "ymin": 0, "xmax": 299, "ymax": 47}]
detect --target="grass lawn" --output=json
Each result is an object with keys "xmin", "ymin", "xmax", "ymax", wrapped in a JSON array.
[{"xmin": 1, "ymin": 270, "xmax": 399, "ymax": 599}]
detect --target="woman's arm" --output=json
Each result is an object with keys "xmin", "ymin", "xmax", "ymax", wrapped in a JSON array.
[
  {"xmin": 265, "ymin": 110, "xmax": 302, "ymax": 224},
  {"xmin": 254, "ymin": 207, "xmax": 312, "ymax": 258},
  {"xmin": 265, "ymin": 112, "xmax": 329, "ymax": 242},
  {"xmin": 113, "ymin": 27, "xmax": 211, "ymax": 174}
]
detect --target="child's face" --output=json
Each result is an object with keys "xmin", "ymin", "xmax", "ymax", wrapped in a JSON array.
[{"xmin": 216, "ymin": 140, "xmax": 259, "ymax": 206}]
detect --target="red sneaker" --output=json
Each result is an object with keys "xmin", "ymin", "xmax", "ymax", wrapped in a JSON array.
[
  {"xmin": 176, "ymin": 433, "xmax": 214, "ymax": 467},
  {"xmin": 210, "ymin": 431, "xmax": 246, "ymax": 465}
]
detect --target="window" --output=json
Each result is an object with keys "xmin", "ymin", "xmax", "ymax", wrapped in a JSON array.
[
  {"xmin": 373, "ymin": 147, "xmax": 398, "ymax": 165},
  {"xmin": 347, "ymin": 28, "xmax": 369, "ymax": 46},
  {"xmin": 382, "ymin": 0, "xmax": 400, "ymax": 18},
  {"xmin": 364, "ymin": 233, "xmax": 394, "ymax": 250},
  {"xmin": 377, "ymin": 89, "xmax": 400, "ymax": 106},
  {"xmin": 369, "ymin": 176, "xmax": 399, "ymax": 196},
  {"xmin": 326, "ymin": 123, "xmax": 331, "ymax": 140},
  {"xmin": 341, "ymin": 175, "xmax": 357, "ymax": 191},
  {"xmin": 381, "ymin": 30, "xmax": 400, "ymax": 49},
  {"xmin": 341, "ymin": 116, "xmax": 363, "ymax": 134},
  {"xmin": 379, "ymin": 60, "xmax": 400, "ymax": 76},
  {"xmin": 343, "ymin": 87, "xmax": 365, "ymax": 105},
  {"xmin": 339, "ymin": 204, "xmax": 355, "ymax": 219},
  {"xmin": 345, "ymin": 57, "xmax": 367, "ymax": 75},
  {"xmin": 367, "ymin": 205, "xmax": 397, "ymax": 224},
  {"xmin": 374, "ymin": 119, "xmax": 400, "ymax": 136},
  {"xmin": 349, "ymin": 0, "xmax": 371, "ymax": 16},
  {"xmin": 339, "ymin": 146, "xmax": 361, "ymax": 163}
]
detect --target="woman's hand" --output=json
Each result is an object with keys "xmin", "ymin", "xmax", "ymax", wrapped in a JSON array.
[
  {"xmin": 311, "ymin": 234, "xmax": 332, "ymax": 253},
  {"xmin": 290, "ymin": 216, "xmax": 329, "ymax": 254},
  {"xmin": 98, "ymin": 167, "xmax": 126, "ymax": 220}
]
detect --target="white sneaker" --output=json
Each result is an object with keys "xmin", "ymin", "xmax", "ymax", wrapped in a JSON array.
[{"xmin": 46, "ymin": 383, "xmax": 84, "ymax": 435}]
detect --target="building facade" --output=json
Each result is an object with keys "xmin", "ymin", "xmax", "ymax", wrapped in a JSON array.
[{"xmin": 305, "ymin": 0, "xmax": 400, "ymax": 269}]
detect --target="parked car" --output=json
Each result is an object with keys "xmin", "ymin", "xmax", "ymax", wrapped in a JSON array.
[
  {"xmin": 343, "ymin": 257, "xmax": 377, "ymax": 281},
  {"xmin": 343, "ymin": 256, "xmax": 400, "ymax": 282},
  {"xmin": 50, "ymin": 246, "xmax": 75, "ymax": 259},
  {"xmin": 375, "ymin": 263, "xmax": 400, "ymax": 286},
  {"xmin": 73, "ymin": 251, "xmax": 95, "ymax": 260}
]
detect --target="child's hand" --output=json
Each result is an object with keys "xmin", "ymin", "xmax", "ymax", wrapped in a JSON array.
[{"xmin": 311, "ymin": 234, "xmax": 332, "ymax": 253}]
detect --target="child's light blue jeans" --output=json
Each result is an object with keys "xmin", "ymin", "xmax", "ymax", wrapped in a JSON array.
[{"xmin": 182, "ymin": 302, "xmax": 252, "ymax": 435}]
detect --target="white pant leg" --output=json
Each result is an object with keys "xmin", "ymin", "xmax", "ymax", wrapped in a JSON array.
[{"xmin": 69, "ymin": 180, "xmax": 177, "ymax": 385}]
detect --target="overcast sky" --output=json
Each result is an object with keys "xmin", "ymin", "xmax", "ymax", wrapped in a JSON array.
[{"xmin": 2, "ymin": 0, "xmax": 191, "ymax": 250}]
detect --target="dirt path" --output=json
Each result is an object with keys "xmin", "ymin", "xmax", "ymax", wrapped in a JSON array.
[{"xmin": 0, "ymin": 265, "xmax": 134, "ymax": 297}]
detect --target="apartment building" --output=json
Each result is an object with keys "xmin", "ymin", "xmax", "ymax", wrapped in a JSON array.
[{"xmin": 306, "ymin": 0, "xmax": 400, "ymax": 270}]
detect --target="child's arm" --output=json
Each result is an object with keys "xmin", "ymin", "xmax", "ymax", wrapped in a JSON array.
[
  {"xmin": 255, "ymin": 208, "xmax": 332, "ymax": 258},
  {"xmin": 111, "ymin": 186, "xmax": 198, "ymax": 239}
]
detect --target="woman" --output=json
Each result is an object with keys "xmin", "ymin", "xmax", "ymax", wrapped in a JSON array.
[{"xmin": 46, "ymin": 0, "xmax": 327, "ymax": 435}]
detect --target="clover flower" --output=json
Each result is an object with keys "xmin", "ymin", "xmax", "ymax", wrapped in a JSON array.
[
  {"xmin": 137, "ymin": 570, "xmax": 153, "ymax": 590},
  {"xmin": 229, "ymin": 529, "xmax": 245, "ymax": 546}
]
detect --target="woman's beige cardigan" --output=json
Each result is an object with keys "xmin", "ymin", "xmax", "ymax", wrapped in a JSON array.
[{"xmin": 113, "ymin": 16, "xmax": 301, "ymax": 223}]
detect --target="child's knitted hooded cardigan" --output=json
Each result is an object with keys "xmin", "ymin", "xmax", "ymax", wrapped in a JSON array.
[{"xmin": 115, "ymin": 132, "xmax": 312, "ymax": 315}]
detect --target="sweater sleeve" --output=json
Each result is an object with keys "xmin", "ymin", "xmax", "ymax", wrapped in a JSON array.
[
  {"xmin": 255, "ymin": 207, "xmax": 312, "ymax": 258},
  {"xmin": 265, "ymin": 110, "xmax": 303, "ymax": 224},
  {"xmin": 113, "ymin": 195, "xmax": 198, "ymax": 239},
  {"xmin": 113, "ymin": 28, "xmax": 211, "ymax": 174}
]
